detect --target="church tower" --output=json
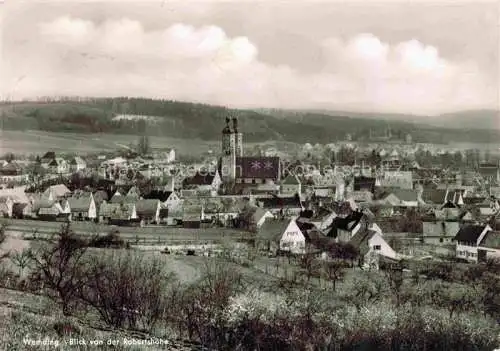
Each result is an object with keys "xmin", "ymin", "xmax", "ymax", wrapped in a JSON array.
[{"xmin": 220, "ymin": 116, "xmax": 237, "ymax": 183}]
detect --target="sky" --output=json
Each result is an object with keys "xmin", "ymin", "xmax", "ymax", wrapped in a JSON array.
[{"xmin": 1, "ymin": 0, "xmax": 499, "ymax": 115}]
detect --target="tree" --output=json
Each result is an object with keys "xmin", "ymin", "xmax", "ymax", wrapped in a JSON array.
[
  {"xmin": 322, "ymin": 259, "xmax": 348, "ymax": 291},
  {"xmin": 10, "ymin": 249, "xmax": 32, "ymax": 277},
  {"xmin": 80, "ymin": 251, "xmax": 176, "ymax": 330},
  {"xmin": 385, "ymin": 264, "xmax": 404, "ymax": 307},
  {"xmin": 4, "ymin": 153, "xmax": 15, "ymax": 163},
  {"xmin": 28, "ymin": 223, "xmax": 90, "ymax": 315}
]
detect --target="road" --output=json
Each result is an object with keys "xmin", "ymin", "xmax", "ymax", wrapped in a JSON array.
[{"xmin": 5, "ymin": 219, "xmax": 254, "ymax": 244}]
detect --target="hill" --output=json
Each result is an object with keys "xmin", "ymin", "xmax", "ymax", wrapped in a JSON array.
[{"xmin": 1, "ymin": 98, "xmax": 499, "ymax": 145}]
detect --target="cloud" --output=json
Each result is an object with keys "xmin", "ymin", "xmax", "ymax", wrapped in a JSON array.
[{"xmin": 2, "ymin": 16, "xmax": 496, "ymax": 115}]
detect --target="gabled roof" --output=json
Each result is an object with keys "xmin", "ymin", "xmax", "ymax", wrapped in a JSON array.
[
  {"xmin": 257, "ymin": 219, "xmax": 294, "ymax": 242},
  {"xmin": 258, "ymin": 195, "xmax": 302, "ymax": 209},
  {"xmin": 144, "ymin": 190, "xmax": 174, "ymax": 202},
  {"xmin": 422, "ymin": 189, "xmax": 447, "ymax": 205},
  {"xmin": 67, "ymin": 194, "xmax": 92, "ymax": 212},
  {"xmin": 32, "ymin": 198, "xmax": 56, "ymax": 211},
  {"xmin": 99, "ymin": 202, "xmax": 135, "ymax": 219},
  {"xmin": 453, "ymin": 224, "xmax": 488, "ymax": 243},
  {"xmin": 330, "ymin": 210, "xmax": 364, "ymax": 232},
  {"xmin": 135, "ymin": 199, "xmax": 159, "ymax": 216},
  {"xmin": 349, "ymin": 229, "xmax": 377, "ymax": 254},
  {"xmin": 183, "ymin": 171, "xmax": 218, "ymax": 186},
  {"xmin": 479, "ymin": 231, "xmax": 500, "ymax": 250},
  {"xmin": 463, "ymin": 197, "xmax": 487, "ymax": 205},
  {"xmin": 386, "ymin": 189, "xmax": 419, "ymax": 202},
  {"xmin": 354, "ymin": 176, "xmax": 376, "ymax": 192},
  {"xmin": 43, "ymin": 184, "xmax": 71, "ymax": 198},
  {"xmin": 235, "ymin": 156, "xmax": 280, "ymax": 180},
  {"xmin": 282, "ymin": 174, "xmax": 301, "ymax": 185},
  {"xmin": 41, "ymin": 151, "xmax": 56, "ymax": 160}
]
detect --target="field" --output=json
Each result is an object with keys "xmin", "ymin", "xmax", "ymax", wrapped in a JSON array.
[
  {"xmin": 0, "ymin": 130, "xmax": 220, "ymax": 156},
  {"xmin": 0, "ymin": 129, "xmax": 296, "ymax": 157}
]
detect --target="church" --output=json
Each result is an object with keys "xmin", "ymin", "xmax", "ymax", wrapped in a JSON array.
[{"xmin": 219, "ymin": 115, "xmax": 281, "ymax": 194}]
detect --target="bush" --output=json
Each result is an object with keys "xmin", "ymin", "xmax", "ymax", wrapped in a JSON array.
[
  {"xmin": 88, "ymin": 230, "xmax": 126, "ymax": 249},
  {"xmin": 80, "ymin": 251, "xmax": 176, "ymax": 331}
]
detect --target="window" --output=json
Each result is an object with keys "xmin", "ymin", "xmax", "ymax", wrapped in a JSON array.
[
  {"xmin": 439, "ymin": 238, "xmax": 444, "ymax": 243},
  {"xmin": 373, "ymin": 245, "xmax": 381, "ymax": 250}
]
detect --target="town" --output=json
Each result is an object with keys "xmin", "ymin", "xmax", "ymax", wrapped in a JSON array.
[
  {"xmin": 2, "ymin": 0, "xmax": 500, "ymax": 349},
  {"xmin": 1, "ymin": 116, "xmax": 499, "ymax": 265}
]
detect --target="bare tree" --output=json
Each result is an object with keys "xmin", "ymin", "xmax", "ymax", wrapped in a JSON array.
[
  {"xmin": 28, "ymin": 223, "xmax": 89, "ymax": 315},
  {"xmin": 80, "ymin": 251, "xmax": 176, "ymax": 330},
  {"xmin": 10, "ymin": 249, "xmax": 32, "ymax": 277},
  {"xmin": 322, "ymin": 259, "xmax": 349, "ymax": 291}
]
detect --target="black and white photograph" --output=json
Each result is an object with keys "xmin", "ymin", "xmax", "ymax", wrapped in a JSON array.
[{"xmin": 0, "ymin": 0, "xmax": 500, "ymax": 349}]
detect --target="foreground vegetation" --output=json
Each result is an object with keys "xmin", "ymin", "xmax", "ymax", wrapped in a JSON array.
[{"xmin": 0, "ymin": 223, "xmax": 499, "ymax": 350}]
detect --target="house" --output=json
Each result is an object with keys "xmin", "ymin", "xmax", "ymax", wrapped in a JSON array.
[
  {"xmin": 0, "ymin": 161, "xmax": 23, "ymax": 177},
  {"xmin": 453, "ymin": 224, "xmax": 492, "ymax": 262},
  {"xmin": 165, "ymin": 149, "xmax": 176, "ymax": 163},
  {"xmin": 70, "ymin": 156, "xmax": 87, "ymax": 172},
  {"xmin": 144, "ymin": 190, "xmax": 181, "ymax": 211},
  {"xmin": 327, "ymin": 210, "xmax": 365, "ymax": 242},
  {"xmin": 349, "ymin": 229, "xmax": 397, "ymax": 269},
  {"xmin": 280, "ymin": 173, "xmax": 302, "ymax": 196},
  {"xmin": 41, "ymin": 151, "xmax": 56, "ymax": 165},
  {"xmin": 182, "ymin": 170, "xmax": 222, "ymax": 196},
  {"xmin": 99, "ymin": 202, "xmax": 138, "ymax": 225},
  {"xmin": 257, "ymin": 194, "xmax": 304, "ymax": 217},
  {"xmin": 376, "ymin": 188, "xmax": 422, "ymax": 208},
  {"xmin": 182, "ymin": 205, "xmax": 203, "ymax": 228},
  {"xmin": 256, "ymin": 219, "xmax": 306, "ymax": 255},
  {"xmin": 379, "ymin": 171, "xmax": 413, "ymax": 189},
  {"xmin": 422, "ymin": 220, "xmax": 460, "ymax": 245},
  {"xmin": 43, "ymin": 184, "xmax": 71, "ymax": 200},
  {"xmin": 48, "ymin": 158, "xmax": 69, "ymax": 174},
  {"xmin": 135, "ymin": 199, "xmax": 161, "ymax": 225},
  {"xmin": 33, "ymin": 199, "xmax": 69, "ymax": 221},
  {"xmin": 67, "ymin": 192, "xmax": 97, "ymax": 221},
  {"xmin": 109, "ymin": 190, "xmax": 138, "ymax": 204},
  {"xmin": 308, "ymin": 207, "xmax": 337, "ymax": 231},
  {"xmin": 354, "ymin": 176, "xmax": 376, "ymax": 193},
  {"xmin": 238, "ymin": 206, "xmax": 274, "ymax": 231},
  {"xmin": 477, "ymin": 230, "xmax": 500, "ymax": 262}
]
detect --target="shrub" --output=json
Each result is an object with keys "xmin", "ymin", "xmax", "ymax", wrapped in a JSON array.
[{"xmin": 80, "ymin": 251, "xmax": 176, "ymax": 331}]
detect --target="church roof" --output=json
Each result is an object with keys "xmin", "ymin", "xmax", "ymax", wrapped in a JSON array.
[{"xmin": 235, "ymin": 157, "xmax": 280, "ymax": 180}]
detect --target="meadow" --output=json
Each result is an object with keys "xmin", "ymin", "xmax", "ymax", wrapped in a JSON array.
[{"xmin": 0, "ymin": 129, "xmax": 295, "ymax": 157}]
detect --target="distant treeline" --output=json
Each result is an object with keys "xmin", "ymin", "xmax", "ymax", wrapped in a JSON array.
[{"xmin": 1, "ymin": 97, "xmax": 499, "ymax": 144}]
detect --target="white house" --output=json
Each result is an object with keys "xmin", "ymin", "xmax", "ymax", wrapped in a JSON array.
[
  {"xmin": 70, "ymin": 157, "xmax": 87, "ymax": 172},
  {"xmin": 67, "ymin": 192, "xmax": 97, "ymax": 221},
  {"xmin": 257, "ymin": 219, "xmax": 306, "ymax": 255},
  {"xmin": 280, "ymin": 173, "xmax": 302, "ymax": 196},
  {"xmin": 453, "ymin": 224, "xmax": 492, "ymax": 263},
  {"xmin": 477, "ymin": 230, "xmax": 500, "ymax": 262},
  {"xmin": 349, "ymin": 229, "xmax": 398, "ymax": 269}
]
